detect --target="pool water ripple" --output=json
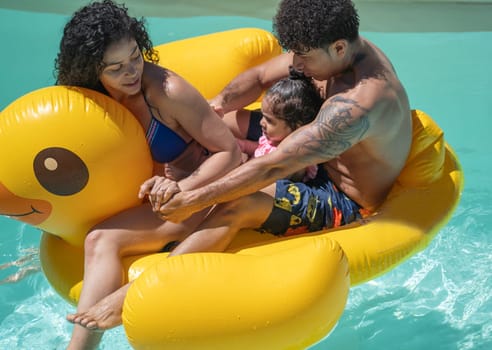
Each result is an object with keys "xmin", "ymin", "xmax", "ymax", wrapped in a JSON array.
[{"xmin": 1, "ymin": 7, "xmax": 491, "ymax": 350}]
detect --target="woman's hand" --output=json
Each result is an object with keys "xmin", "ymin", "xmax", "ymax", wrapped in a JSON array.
[{"xmin": 138, "ymin": 176, "xmax": 181, "ymax": 213}]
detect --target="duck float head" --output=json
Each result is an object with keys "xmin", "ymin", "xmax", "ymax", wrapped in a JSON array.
[{"xmin": 0, "ymin": 86, "xmax": 153, "ymax": 246}]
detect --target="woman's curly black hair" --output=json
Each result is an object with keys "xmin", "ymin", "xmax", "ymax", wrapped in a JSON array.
[
  {"xmin": 54, "ymin": 0, "xmax": 158, "ymax": 92},
  {"xmin": 264, "ymin": 66, "xmax": 323, "ymax": 130},
  {"xmin": 273, "ymin": 0, "xmax": 359, "ymax": 52}
]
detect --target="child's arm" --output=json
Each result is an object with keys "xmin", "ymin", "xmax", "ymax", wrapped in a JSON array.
[{"xmin": 236, "ymin": 138, "xmax": 259, "ymax": 159}]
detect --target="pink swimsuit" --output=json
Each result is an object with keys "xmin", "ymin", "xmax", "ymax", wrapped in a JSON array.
[{"xmin": 254, "ymin": 135, "xmax": 317, "ymax": 182}]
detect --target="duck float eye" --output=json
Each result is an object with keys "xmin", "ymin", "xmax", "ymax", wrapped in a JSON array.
[{"xmin": 33, "ymin": 147, "xmax": 89, "ymax": 196}]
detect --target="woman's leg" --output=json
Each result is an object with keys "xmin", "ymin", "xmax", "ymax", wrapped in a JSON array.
[
  {"xmin": 171, "ymin": 185, "xmax": 275, "ymax": 256},
  {"xmin": 69, "ymin": 282, "xmax": 132, "ymax": 331},
  {"xmin": 66, "ymin": 202, "xmax": 208, "ymax": 350},
  {"xmin": 222, "ymin": 109, "xmax": 252, "ymax": 139},
  {"xmin": 66, "ymin": 185, "xmax": 276, "ymax": 341},
  {"xmin": 223, "ymin": 109, "xmax": 262, "ymax": 159}
]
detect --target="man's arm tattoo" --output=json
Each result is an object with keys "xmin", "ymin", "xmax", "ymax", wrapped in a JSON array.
[{"xmin": 283, "ymin": 97, "xmax": 370, "ymax": 161}]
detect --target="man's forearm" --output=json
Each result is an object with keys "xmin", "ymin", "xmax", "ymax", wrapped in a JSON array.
[
  {"xmin": 217, "ymin": 79, "xmax": 265, "ymax": 114},
  {"xmin": 188, "ymin": 157, "xmax": 279, "ymax": 209},
  {"xmin": 212, "ymin": 53, "xmax": 294, "ymax": 114}
]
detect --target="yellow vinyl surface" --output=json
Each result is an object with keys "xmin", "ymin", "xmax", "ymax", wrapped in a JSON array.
[{"xmin": 0, "ymin": 28, "xmax": 462, "ymax": 349}]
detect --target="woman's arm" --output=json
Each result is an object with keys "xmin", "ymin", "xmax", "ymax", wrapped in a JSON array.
[{"xmin": 151, "ymin": 70, "xmax": 242, "ymax": 192}]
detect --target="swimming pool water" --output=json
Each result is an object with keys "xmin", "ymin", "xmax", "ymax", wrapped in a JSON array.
[{"xmin": 0, "ymin": 7, "xmax": 491, "ymax": 350}]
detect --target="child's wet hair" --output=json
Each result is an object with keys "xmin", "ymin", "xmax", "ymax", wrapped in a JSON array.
[{"xmin": 265, "ymin": 66, "xmax": 324, "ymax": 130}]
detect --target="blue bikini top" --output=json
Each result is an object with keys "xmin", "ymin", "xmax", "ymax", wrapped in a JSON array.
[{"xmin": 144, "ymin": 97, "xmax": 190, "ymax": 163}]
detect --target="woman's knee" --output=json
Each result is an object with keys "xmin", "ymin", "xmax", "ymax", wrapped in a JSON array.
[{"xmin": 84, "ymin": 228, "xmax": 118, "ymax": 258}]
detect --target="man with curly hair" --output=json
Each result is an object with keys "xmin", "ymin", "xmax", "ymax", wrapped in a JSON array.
[{"xmin": 157, "ymin": 0, "xmax": 412, "ymax": 233}]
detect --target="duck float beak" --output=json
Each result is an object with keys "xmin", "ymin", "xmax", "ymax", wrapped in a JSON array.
[{"xmin": 0, "ymin": 182, "xmax": 52, "ymax": 226}]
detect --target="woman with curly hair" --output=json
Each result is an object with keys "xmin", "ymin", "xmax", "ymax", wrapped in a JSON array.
[{"xmin": 55, "ymin": 1, "xmax": 241, "ymax": 348}]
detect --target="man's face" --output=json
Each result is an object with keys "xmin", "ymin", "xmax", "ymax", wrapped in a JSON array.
[{"xmin": 291, "ymin": 42, "xmax": 345, "ymax": 81}]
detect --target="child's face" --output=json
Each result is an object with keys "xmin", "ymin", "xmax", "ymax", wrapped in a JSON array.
[{"xmin": 260, "ymin": 97, "xmax": 294, "ymax": 146}]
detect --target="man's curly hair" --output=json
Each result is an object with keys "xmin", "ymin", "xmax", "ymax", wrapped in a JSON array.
[
  {"xmin": 54, "ymin": 0, "xmax": 158, "ymax": 92},
  {"xmin": 265, "ymin": 66, "xmax": 323, "ymax": 130},
  {"xmin": 273, "ymin": 0, "xmax": 359, "ymax": 52}
]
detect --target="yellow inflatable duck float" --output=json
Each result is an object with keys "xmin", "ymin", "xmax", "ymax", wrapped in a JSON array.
[
  {"xmin": 0, "ymin": 28, "xmax": 463, "ymax": 350},
  {"xmin": 0, "ymin": 86, "xmax": 153, "ymax": 246}
]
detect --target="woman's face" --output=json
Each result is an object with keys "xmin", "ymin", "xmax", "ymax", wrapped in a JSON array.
[
  {"xmin": 100, "ymin": 38, "xmax": 144, "ymax": 99},
  {"xmin": 260, "ymin": 97, "xmax": 294, "ymax": 146}
]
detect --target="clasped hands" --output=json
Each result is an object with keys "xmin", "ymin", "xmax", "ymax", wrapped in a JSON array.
[{"xmin": 138, "ymin": 176, "xmax": 182, "ymax": 221}]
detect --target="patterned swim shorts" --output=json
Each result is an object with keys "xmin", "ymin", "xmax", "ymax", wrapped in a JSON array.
[{"xmin": 258, "ymin": 166, "xmax": 363, "ymax": 236}]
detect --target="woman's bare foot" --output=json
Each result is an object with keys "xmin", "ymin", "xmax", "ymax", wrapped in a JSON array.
[{"xmin": 67, "ymin": 283, "xmax": 131, "ymax": 330}]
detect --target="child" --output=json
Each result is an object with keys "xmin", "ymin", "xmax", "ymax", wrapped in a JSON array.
[{"xmin": 223, "ymin": 66, "xmax": 323, "ymax": 181}]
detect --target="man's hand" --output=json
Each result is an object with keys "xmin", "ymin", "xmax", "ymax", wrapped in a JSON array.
[
  {"xmin": 209, "ymin": 103, "xmax": 224, "ymax": 118},
  {"xmin": 157, "ymin": 191, "xmax": 200, "ymax": 223},
  {"xmin": 208, "ymin": 96, "xmax": 225, "ymax": 118}
]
